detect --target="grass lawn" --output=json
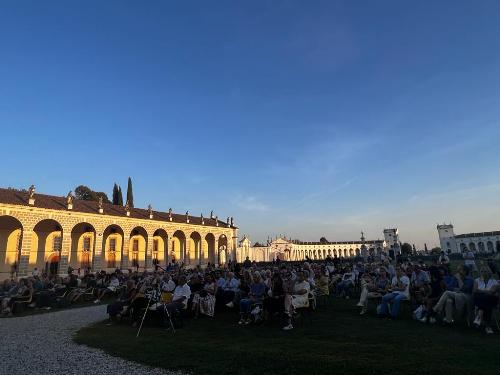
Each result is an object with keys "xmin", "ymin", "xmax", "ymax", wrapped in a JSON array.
[{"xmin": 74, "ymin": 297, "xmax": 500, "ymax": 375}]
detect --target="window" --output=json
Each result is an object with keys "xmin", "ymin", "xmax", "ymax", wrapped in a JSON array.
[
  {"xmin": 153, "ymin": 239, "xmax": 159, "ymax": 261},
  {"xmin": 53, "ymin": 236, "xmax": 62, "ymax": 252},
  {"xmin": 83, "ymin": 237, "xmax": 91, "ymax": 252},
  {"xmin": 132, "ymin": 239, "xmax": 139, "ymax": 267},
  {"xmin": 81, "ymin": 236, "xmax": 91, "ymax": 269},
  {"xmin": 108, "ymin": 238, "xmax": 117, "ymax": 268}
]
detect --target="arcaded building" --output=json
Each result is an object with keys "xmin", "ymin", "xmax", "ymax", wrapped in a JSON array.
[
  {"xmin": 237, "ymin": 235, "xmax": 387, "ymax": 262},
  {"xmin": 0, "ymin": 186, "xmax": 237, "ymax": 280}
]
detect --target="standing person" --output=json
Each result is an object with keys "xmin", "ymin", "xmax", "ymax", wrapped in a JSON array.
[
  {"xmin": 438, "ymin": 251, "xmax": 450, "ymax": 267},
  {"xmin": 463, "ymin": 249, "xmax": 477, "ymax": 274}
]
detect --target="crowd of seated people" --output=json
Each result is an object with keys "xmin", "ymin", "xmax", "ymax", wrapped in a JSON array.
[{"xmin": 1, "ymin": 251, "xmax": 499, "ymax": 335}]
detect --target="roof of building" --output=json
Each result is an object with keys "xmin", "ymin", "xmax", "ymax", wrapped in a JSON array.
[
  {"xmin": 291, "ymin": 240, "xmax": 384, "ymax": 246},
  {"xmin": 0, "ymin": 188, "xmax": 235, "ymax": 228},
  {"xmin": 455, "ymin": 231, "xmax": 500, "ymax": 239}
]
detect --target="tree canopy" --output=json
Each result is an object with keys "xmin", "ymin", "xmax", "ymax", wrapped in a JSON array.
[
  {"xmin": 74, "ymin": 185, "xmax": 110, "ymax": 203},
  {"xmin": 126, "ymin": 177, "xmax": 134, "ymax": 208}
]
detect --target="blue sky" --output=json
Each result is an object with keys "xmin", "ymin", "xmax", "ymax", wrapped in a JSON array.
[{"xmin": 1, "ymin": 1, "xmax": 500, "ymax": 247}]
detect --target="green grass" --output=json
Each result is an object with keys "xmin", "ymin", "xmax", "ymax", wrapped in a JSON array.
[{"xmin": 74, "ymin": 298, "xmax": 500, "ymax": 375}]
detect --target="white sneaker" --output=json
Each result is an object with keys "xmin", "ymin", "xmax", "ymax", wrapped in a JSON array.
[
  {"xmin": 473, "ymin": 316, "xmax": 481, "ymax": 327},
  {"xmin": 238, "ymin": 319, "xmax": 245, "ymax": 325},
  {"xmin": 93, "ymin": 299, "xmax": 100, "ymax": 304},
  {"xmin": 356, "ymin": 302, "xmax": 364, "ymax": 307},
  {"xmin": 226, "ymin": 302, "xmax": 234, "ymax": 308},
  {"xmin": 485, "ymin": 327, "xmax": 494, "ymax": 334},
  {"xmin": 419, "ymin": 316, "xmax": 427, "ymax": 323},
  {"xmin": 360, "ymin": 309, "xmax": 366, "ymax": 315},
  {"xmin": 282, "ymin": 324, "xmax": 294, "ymax": 331},
  {"xmin": 429, "ymin": 317, "xmax": 436, "ymax": 324}
]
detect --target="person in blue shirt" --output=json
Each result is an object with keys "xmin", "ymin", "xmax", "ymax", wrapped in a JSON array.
[
  {"xmin": 238, "ymin": 272, "xmax": 267, "ymax": 325},
  {"xmin": 432, "ymin": 265, "xmax": 474, "ymax": 324}
]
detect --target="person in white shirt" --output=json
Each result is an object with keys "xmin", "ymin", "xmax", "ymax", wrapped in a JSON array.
[
  {"xmin": 472, "ymin": 268, "xmax": 499, "ymax": 334},
  {"xmin": 283, "ymin": 271, "xmax": 310, "ymax": 331},
  {"xmin": 463, "ymin": 250, "xmax": 477, "ymax": 273},
  {"xmin": 157, "ymin": 275, "xmax": 191, "ymax": 326},
  {"xmin": 161, "ymin": 275, "xmax": 176, "ymax": 292},
  {"xmin": 378, "ymin": 267, "xmax": 410, "ymax": 319}
]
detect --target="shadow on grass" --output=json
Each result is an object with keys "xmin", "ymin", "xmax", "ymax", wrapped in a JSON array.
[{"xmin": 74, "ymin": 298, "xmax": 500, "ymax": 375}]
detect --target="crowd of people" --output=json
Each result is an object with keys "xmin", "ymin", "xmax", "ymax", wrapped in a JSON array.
[{"xmin": 1, "ymin": 250, "xmax": 499, "ymax": 334}]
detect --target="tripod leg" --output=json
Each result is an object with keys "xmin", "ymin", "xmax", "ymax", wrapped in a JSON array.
[
  {"xmin": 136, "ymin": 296, "xmax": 152, "ymax": 338},
  {"xmin": 164, "ymin": 305, "xmax": 176, "ymax": 335}
]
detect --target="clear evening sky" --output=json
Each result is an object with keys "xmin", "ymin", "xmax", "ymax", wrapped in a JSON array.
[{"xmin": 1, "ymin": 1, "xmax": 500, "ymax": 248}]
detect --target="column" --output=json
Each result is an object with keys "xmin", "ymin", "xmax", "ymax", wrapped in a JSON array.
[
  {"xmin": 145, "ymin": 236, "xmax": 153, "ymax": 270},
  {"xmin": 184, "ymin": 237, "xmax": 190, "ymax": 266},
  {"xmin": 18, "ymin": 230, "xmax": 32, "ymax": 277},
  {"xmin": 59, "ymin": 230, "xmax": 71, "ymax": 276},
  {"xmin": 214, "ymin": 239, "xmax": 219, "ymax": 266},
  {"xmin": 121, "ymin": 237, "xmax": 129, "ymax": 269},
  {"xmin": 93, "ymin": 233, "xmax": 103, "ymax": 271}
]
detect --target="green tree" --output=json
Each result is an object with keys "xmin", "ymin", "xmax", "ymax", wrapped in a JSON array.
[
  {"xmin": 74, "ymin": 185, "xmax": 110, "ymax": 203},
  {"xmin": 401, "ymin": 242, "xmax": 413, "ymax": 255},
  {"xmin": 117, "ymin": 185, "xmax": 124, "ymax": 206},
  {"xmin": 319, "ymin": 237, "xmax": 328, "ymax": 244},
  {"xmin": 126, "ymin": 177, "xmax": 134, "ymax": 207},
  {"xmin": 112, "ymin": 183, "xmax": 119, "ymax": 205}
]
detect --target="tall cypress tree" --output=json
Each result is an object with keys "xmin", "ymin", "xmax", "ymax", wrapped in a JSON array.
[
  {"xmin": 126, "ymin": 177, "xmax": 134, "ymax": 208},
  {"xmin": 112, "ymin": 183, "xmax": 119, "ymax": 205},
  {"xmin": 117, "ymin": 185, "xmax": 124, "ymax": 206}
]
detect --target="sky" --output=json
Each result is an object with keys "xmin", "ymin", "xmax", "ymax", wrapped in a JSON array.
[{"xmin": 1, "ymin": 1, "xmax": 500, "ymax": 248}]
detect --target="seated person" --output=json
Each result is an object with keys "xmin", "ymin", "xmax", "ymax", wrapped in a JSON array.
[
  {"xmin": 315, "ymin": 267, "xmax": 330, "ymax": 296},
  {"xmin": 473, "ymin": 268, "xmax": 499, "ymax": 334},
  {"xmin": 106, "ymin": 280, "xmax": 137, "ymax": 322},
  {"xmin": 282, "ymin": 271, "xmax": 310, "ymax": 331},
  {"xmin": 357, "ymin": 268, "xmax": 389, "ymax": 315},
  {"xmin": 335, "ymin": 269, "xmax": 355, "ymax": 299},
  {"xmin": 410, "ymin": 265, "xmax": 430, "ymax": 308},
  {"xmin": 433, "ymin": 265, "xmax": 473, "ymax": 324},
  {"xmin": 192, "ymin": 273, "xmax": 217, "ymax": 318},
  {"xmin": 264, "ymin": 271, "xmax": 285, "ymax": 318},
  {"xmin": 378, "ymin": 267, "xmax": 410, "ymax": 319},
  {"xmin": 419, "ymin": 267, "xmax": 446, "ymax": 323},
  {"xmin": 239, "ymin": 272, "xmax": 267, "ymax": 325},
  {"xmin": 94, "ymin": 274, "xmax": 120, "ymax": 303},
  {"xmin": 1, "ymin": 279, "xmax": 31, "ymax": 316},
  {"xmin": 217, "ymin": 272, "xmax": 239, "ymax": 308},
  {"xmin": 157, "ymin": 275, "xmax": 191, "ymax": 326}
]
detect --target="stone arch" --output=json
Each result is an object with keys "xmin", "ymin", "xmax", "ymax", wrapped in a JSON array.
[
  {"xmin": 205, "ymin": 233, "xmax": 216, "ymax": 265},
  {"xmin": 153, "ymin": 229, "xmax": 169, "ymax": 266},
  {"xmin": 487, "ymin": 241, "xmax": 494, "ymax": 253},
  {"xmin": 355, "ymin": 248, "xmax": 360, "ymax": 256},
  {"xmin": 189, "ymin": 231, "xmax": 202, "ymax": 266},
  {"xmin": 33, "ymin": 219, "xmax": 63, "ymax": 276},
  {"xmin": 70, "ymin": 222, "xmax": 96, "ymax": 272},
  {"xmin": 460, "ymin": 243, "xmax": 468, "ymax": 252},
  {"xmin": 478, "ymin": 242, "xmax": 485, "ymax": 253},
  {"xmin": 0, "ymin": 215, "xmax": 23, "ymax": 278},
  {"xmin": 102, "ymin": 224, "xmax": 124, "ymax": 270},
  {"xmin": 218, "ymin": 234, "xmax": 228, "ymax": 265},
  {"xmin": 130, "ymin": 226, "xmax": 148, "ymax": 270},
  {"xmin": 469, "ymin": 242, "xmax": 476, "ymax": 252},
  {"xmin": 172, "ymin": 230, "xmax": 186, "ymax": 264}
]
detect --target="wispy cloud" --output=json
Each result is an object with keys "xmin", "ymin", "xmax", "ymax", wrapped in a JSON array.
[{"xmin": 233, "ymin": 195, "xmax": 270, "ymax": 212}]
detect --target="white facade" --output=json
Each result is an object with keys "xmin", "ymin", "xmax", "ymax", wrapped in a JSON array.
[
  {"xmin": 237, "ymin": 235, "xmax": 387, "ymax": 262},
  {"xmin": 437, "ymin": 224, "xmax": 500, "ymax": 254}
]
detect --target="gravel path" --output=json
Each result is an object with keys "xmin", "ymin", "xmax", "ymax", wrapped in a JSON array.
[{"xmin": 0, "ymin": 305, "xmax": 182, "ymax": 375}]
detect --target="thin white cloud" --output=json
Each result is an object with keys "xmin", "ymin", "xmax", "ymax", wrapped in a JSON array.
[{"xmin": 233, "ymin": 195, "xmax": 270, "ymax": 212}]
